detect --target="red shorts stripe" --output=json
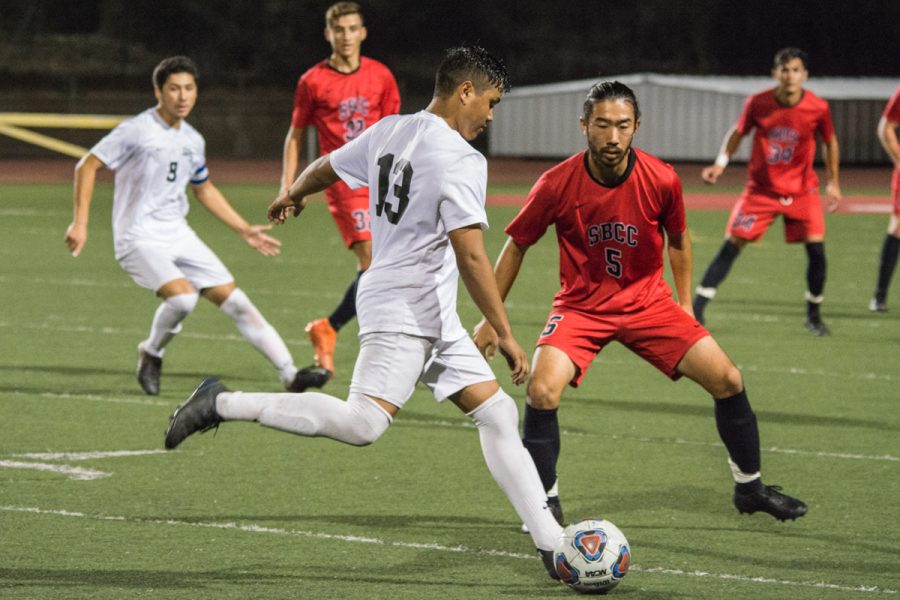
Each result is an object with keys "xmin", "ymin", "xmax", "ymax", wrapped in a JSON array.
[{"xmin": 535, "ymin": 296, "xmax": 709, "ymax": 387}]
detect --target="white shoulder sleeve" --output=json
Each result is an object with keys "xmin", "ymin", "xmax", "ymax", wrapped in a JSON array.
[
  {"xmin": 439, "ymin": 151, "xmax": 489, "ymax": 232},
  {"xmin": 90, "ymin": 118, "xmax": 140, "ymax": 171}
]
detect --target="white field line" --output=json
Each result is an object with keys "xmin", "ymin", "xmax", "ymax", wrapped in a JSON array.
[
  {"xmin": 396, "ymin": 417, "xmax": 900, "ymax": 463},
  {"xmin": 0, "ymin": 389, "xmax": 170, "ymax": 407},
  {"xmin": 2, "ymin": 390, "xmax": 895, "ymax": 465},
  {"xmin": 1, "ymin": 318, "xmax": 893, "ymax": 382},
  {"xmin": 0, "ymin": 461, "xmax": 109, "ymax": 480},
  {"xmin": 0, "ymin": 320, "xmax": 308, "ymax": 347},
  {"xmin": 1, "ymin": 274, "xmax": 890, "ymax": 328},
  {"xmin": 0, "ymin": 274, "xmax": 329, "ymax": 300},
  {"xmin": 0, "ymin": 505, "xmax": 895, "ymax": 595},
  {"xmin": 13, "ymin": 449, "xmax": 167, "ymax": 461},
  {"xmin": 0, "ymin": 450, "xmax": 166, "ymax": 481}
]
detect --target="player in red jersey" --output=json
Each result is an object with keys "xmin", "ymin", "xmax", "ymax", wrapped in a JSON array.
[
  {"xmin": 474, "ymin": 81, "xmax": 807, "ymax": 523},
  {"xmin": 281, "ymin": 2, "xmax": 400, "ymax": 389},
  {"xmin": 870, "ymin": 84, "xmax": 900, "ymax": 312},
  {"xmin": 692, "ymin": 48, "xmax": 841, "ymax": 336}
]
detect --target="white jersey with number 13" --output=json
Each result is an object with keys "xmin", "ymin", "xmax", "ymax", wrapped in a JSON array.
[{"xmin": 329, "ymin": 110, "xmax": 489, "ymax": 341}]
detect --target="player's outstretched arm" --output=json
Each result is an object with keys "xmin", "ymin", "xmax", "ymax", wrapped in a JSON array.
[
  {"xmin": 268, "ymin": 154, "xmax": 341, "ymax": 224},
  {"xmin": 823, "ymin": 136, "xmax": 842, "ymax": 212},
  {"xmin": 192, "ymin": 180, "xmax": 282, "ymax": 257},
  {"xmin": 280, "ymin": 126, "xmax": 306, "ymax": 195},
  {"xmin": 667, "ymin": 229, "xmax": 695, "ymax": 316},
  {"xmin": 473, "ymin": 237, "xmax": 529, "ymax": 360},
  {"xmin": 65, "ymin": 153, "xmax": 104, "ymax": 257},
  {"xmin": 450, "ymin": 226, "xmax": 529, "ymax": 385},
  {"xmin": 701, "ymin": 126, "xmax": 743, "ymax": 184}
]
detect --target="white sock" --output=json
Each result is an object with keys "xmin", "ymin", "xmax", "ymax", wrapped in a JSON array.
[
  {"xmin": 141, "ymin": 293, "xmax": 199, "ymax": 357},
  {"xmin": 468, "ymin": 389, "xmax": 563, "ymax": 551},
  {"xmin": 216, "ymin": 391, "xmax": 392, "ymax": 447},
  {"xmin": 219, "ymin": 288, "xmax": 297, "ymax": 386},
  {"xmin": 728, "ymin": 458, "xmax": 761, "ymax": 484}
]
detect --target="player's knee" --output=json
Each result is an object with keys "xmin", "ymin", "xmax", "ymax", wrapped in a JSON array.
[
  {"xmin": 715, "ymin": 364, "xmax": 744, "ymax": 398},
  {"xmin": 219, "ymin": 288, "xmax": 262, "ymax": 321},
  {"xmin": 526, "ymin": 378, "xmax": 562, "ymax": 410},
  {"xmin": 165, "ymin": 292, "xmax": 199, "ymax": 318},
  {"xmin": 345, "ymin": 393, "xmax": 392, "ymax": 446}
]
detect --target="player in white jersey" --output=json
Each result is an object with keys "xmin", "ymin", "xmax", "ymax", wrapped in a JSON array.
[
  {"xmin": 164, "ymin": 46, "xmax": 565, "ymax": 581},
  {"xmin": 65, "ymin": 56, "xmax": 306, "ymax": 395}
]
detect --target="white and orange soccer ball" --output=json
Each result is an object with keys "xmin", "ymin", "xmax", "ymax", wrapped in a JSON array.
[{"xmin": 554, "ymin": 518, "xmax": 631, "ymax": 594}]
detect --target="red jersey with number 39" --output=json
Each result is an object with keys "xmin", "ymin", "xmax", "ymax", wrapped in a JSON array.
[
  {"xmin": 737, "ymin": 89, "xmax": 835, "ymax": 197},
  {"xmin": 291, "ymin": 57, "xmax": 400, "ymax": 155},
  {"xmin": 505, "ymin": 148, "xmax": 686, "ymax": 314}
]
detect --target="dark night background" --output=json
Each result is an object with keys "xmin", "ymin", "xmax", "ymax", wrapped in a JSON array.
[
  {"xmin": 1, "ymin": 0, "xmax": 898, "ymax": 159},
  {"xmin": 3, "ymin": 0, "xmax": 898, "ymax": 96}
]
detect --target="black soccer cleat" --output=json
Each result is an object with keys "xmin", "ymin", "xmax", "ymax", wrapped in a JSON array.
[
  {"xmin": 537, "ymin": 548, "xmax": 561, "ymax": 581},
  {"xmin": 733, "ymin": 484, "xmax": 808, "ymax": 521},
  {"xmin": 164, "ymin": 377, "xmax": 226, "ymax": 450},
  {"xmin": 136, "ymin": 347, "xmax": 162, "ymax": 395},
  {"xmin": 804, "ymin": 317, "xmax": 831, "ymax": 337},
  {"xmin": 287, "ymin": 365, "xmax": 333, "ymax": 393}
]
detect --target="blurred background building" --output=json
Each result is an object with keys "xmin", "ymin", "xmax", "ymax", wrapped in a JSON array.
[{"xmin": 2, "ymin": 0, "xmax": 899, "ymax": 161}]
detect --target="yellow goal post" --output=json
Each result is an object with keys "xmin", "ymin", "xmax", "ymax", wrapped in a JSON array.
[{"xmin": 0, "ymin": 112, "xmax": 130, "ymax": 159}]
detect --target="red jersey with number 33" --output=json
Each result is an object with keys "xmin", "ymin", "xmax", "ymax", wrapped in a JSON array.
[
  {"xmin": 505, "ymin": 148, "xmax": 686, "ymax": 314},
  {"xmin": 291, "ymin": 57, "xmax": 400, "ymax": 155},
  {"xmin": 736, "ymin": 89, "xmax": 835, "ymax": 197}
]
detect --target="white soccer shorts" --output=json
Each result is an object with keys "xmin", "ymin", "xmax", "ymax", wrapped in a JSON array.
[
  {"xmin": 117, "ymin": 227, "xmax": 233, "ymax": 293},
  {"xmin": 349, "ymin": 332, "xmax": 497, "ymax": 409}
]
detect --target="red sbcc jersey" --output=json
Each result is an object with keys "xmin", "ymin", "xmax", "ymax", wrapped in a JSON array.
[
  {"xmin": 291, "ymin": 56, "xmax": 400, "ymax": 155},
  {"xmin": 506, "ymin": 148, "xmax": 686, "ymax": 314},
  {"xmin": 736, "ymin": 88, "xmax": 835, "ymax": 197}
]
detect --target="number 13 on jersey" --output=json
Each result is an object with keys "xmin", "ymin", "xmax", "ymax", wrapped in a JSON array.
[{"xmin": 376, "ymin": 153, "xmax": 413, "ymax": 225}]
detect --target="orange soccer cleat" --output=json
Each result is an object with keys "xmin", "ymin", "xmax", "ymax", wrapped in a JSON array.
[{"xmin": 305, "ymin": 318, "xmax": 337, "ymax": 372}]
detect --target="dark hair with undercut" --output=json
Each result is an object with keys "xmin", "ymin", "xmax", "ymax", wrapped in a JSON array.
[
  {"xmin": 326, "ymin": 1, "xmax": 363, "ymax": 27},
  {"xmin": 152, "ymin": 56, "xmax": 198, "ymax": 89},
  {"xmin": 433, "ymin": 45, "xmax": 511, "ymax": 98},
  {"xmin": 582, "ymin": 81, "xmax": 641, "ymax": 122},
  {"xmin": 773, "ymin": 47, "xmax": 808, "ymax": 70}
]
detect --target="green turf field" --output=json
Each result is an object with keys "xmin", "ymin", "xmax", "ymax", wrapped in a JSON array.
[{"xmin": 1, "ymin": 182, "xmax": 898, "ymax": 599}]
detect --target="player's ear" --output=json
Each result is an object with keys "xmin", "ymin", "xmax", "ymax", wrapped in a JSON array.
[
  {"xmin": 153, "ymin": 86, "xmax": 162, "ymax": 103},
  {"xmin": 324, "ymin": 26, "xmax": 333, "ymax": 44},
  {"xmin": 359, "ymin": 26, "xmax": 368, "ymax": 43},
  {"xmin": 459, "ymin": 81, "xmax": 475, "ymax": 105},
  {"xmin": 633, "ymin": 117, "xmax": 641, "ymax": 134},
  {"xmin": 579, "ymin": 115, "xmax": 588, "ymax": 135}
]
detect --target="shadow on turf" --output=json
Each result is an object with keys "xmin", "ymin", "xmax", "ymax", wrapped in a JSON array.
[
  {"xmin": 560, "ymin": 397, "xmax": 900, "ymax": 433},
  {"xmin": 0, "ymin": 566, "xmax": 547, "ymax": 592}
]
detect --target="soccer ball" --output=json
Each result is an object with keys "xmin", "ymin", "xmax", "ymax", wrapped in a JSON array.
[{"xmin": 554, "ymin": 518, "xmax": 631, "ymax": 594}]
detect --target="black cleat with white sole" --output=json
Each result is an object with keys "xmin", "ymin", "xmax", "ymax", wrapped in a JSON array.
[
  {"xmin": 164, "ymin": 377, "xmax": 226, "ymax": 450},
  {"xmin": 734, "ymin": 484, "xmax": 808, "ymax": 521},
  {"xmin": 136, "ymin": 347, "xmax": 162, "ymax": 395},
  {"xmin": 287, "ymin": 365, "xmax": 333, "ymax": 393}
]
